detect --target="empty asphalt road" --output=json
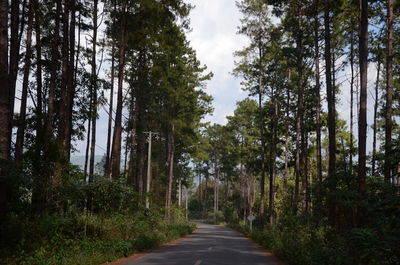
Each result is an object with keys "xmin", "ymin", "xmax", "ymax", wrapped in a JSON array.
[{"xmin": 122, "ymin": 223, "xmax": 281, "ymax": 265}]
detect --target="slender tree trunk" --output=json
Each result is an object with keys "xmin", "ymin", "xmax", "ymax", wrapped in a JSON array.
[
  {"xmin": 31, "ymin": 0, "xmax": 44, "ymax": 214},
  {"xmin": 105, "ymin": 41, "xmax": 115, "ymax": 178},
  {"xmin": 314, "ymin": 0, "xmax": 322, "ymax": 184},
  {"xmin": 104, "ymin": 1, "xmax": 117, "ymax": 178},
  {"xmin": 66, "ymin": 0, "xmax": 76, "ymax": 160},
  {"xmin": 269, "ymin": 87, "xmax": 277, "ymax": 224},
  {"xmin": 110, "ymin": 0, "xmax": 127, "ymax": 180},
  {"xmin": 350, "ymin": 29, "xmax": 355, "ymax": 175},
  {"xmin": 136, "ymin": 51, "xmax": 147, "ymax": 194},
  {"xmin": 44, "ymin": 0, "xmax": 61, "ymax": 212},
  {"xmin": 8, "ymin": 0, "xmax": 21, "ymax": 145},
  {"xmin": 372, "ymin": 60, "xmax": 381, "ymax": 175},
  {"xmin": 34, "ymin": 0, "xmax": 42, "ymax": 130},
  {"xmin": 15, "ymin": 0, "xmax": 34, "ymax": 162},
  {"xmin": 57, "ymin": 0, "xmax": 70, "ymax": 161},
  {"xmin": 358, "ymin": 0, "xmax": 368, "ymax": 196},
  {"xmin": 127, "ymin": 101, "xmax": 137, "ymax": 185},
  {"xmin": 123, "ymin": 130, "xmax": 129, "ymax": 177},
  {"xmin": 165, "ymin": 125, "xmax": 175, "ymax": 219},
  {"xmin": 284, "ymin": 71, "xmax": 291, "ymax": 192},
  {"xmin": 74, "ymin": 7, "xmax": 81, "ymax": 86},
  {"xmin": 304, "ymin": 133, "xmax": 310, "ymax": 212},
  {"xmin": 89, "ymin": 0, "xmax": 98, "ymax": 182},
  {"xmin": 324, "ymin": 0, "xmax": 337, "ymax": 225},
  {"xmin": 0, "ymin": 0, "xmax": 10, "ymax": 219},
  {"xmin": 258, "ymin": 68, "xmax": 266, "ymax": 222},
  {"xmin": 384, "ymin": 0, "xmax": 393, "ymax": 183},
  {"xmin": 84, "ymin": 118, "xmax": 91, "ymax": 178},
  {"xmin": 324, "ymin": 0, "xmax": 335, "ymax": 179},
  {"xmin": 294, "ymin": 6, "xmax": 304, "ymax": 214},
  {"xmin": 255, "ymin": 22, "xmax": 266, "ymax": 220}
]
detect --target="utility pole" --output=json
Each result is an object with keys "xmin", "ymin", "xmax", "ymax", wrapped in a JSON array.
[{"xmin": 144, "ymin": 131, "xmax": 158, "ymax": 209}]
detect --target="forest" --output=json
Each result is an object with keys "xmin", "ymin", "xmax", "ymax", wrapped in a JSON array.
[
  {"xmin": 190, "ymin": 0, "xmax": 400, "ymax": 264},
  {"xmin": 0, "ymin": 0, "xmax": 399, "ymax": 264}
]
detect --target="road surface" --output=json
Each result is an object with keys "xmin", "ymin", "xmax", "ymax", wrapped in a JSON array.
[{"xmin": 122, "ymin": 223, "xmax": 281, "ymax": 265}]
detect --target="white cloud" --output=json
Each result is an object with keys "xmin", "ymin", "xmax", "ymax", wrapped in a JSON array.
[{"xmin": 186, "ymin": 0, "xmax": 248, "ymax": 125}]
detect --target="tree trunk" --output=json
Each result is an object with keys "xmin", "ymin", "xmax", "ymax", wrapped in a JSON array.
[
  {"xmin": 269, "ymin": 86, "xmax": 277, "ymax": 224},
  {"xmin": 284, "ymin": 71, "xmax": 291, "ymax": 192},
  {"xmin": 66, "ymin": 0, "xmax": 76, "ymax": 160},
  {"xmin": 358, "ymin": 0, "xmax": 368, "ymax": 196},
  {"xmin": 165, "ymin": 125, "xmax": 175, "ymax": 219},
  {"xmin": 127, "ymin": 102, "xmax": 137, "ymax": 185},
  {"xmin": 8, "ymin": 0, "xmax": 21, "ymax": 146},
  {"xmin": 89, "ymin": 0, "xmax": 98, "ymax": 182},
  {"xmin": 258, "ymin": 77, "xmax": 266, "ymax": 222},
  {"xmin": 294, "ymin": 6, "xmax": 304, "ymax": 214},
  {"xmin": 110, "ymin": 0, "xmax": 128, "ymax": 180},
  {"xmin": 324, "ymin": 0, "xmax": 337, "ymax": 225},
  {"xmin": 314, "ymin": 0, "xmax": 322, "ymax": 184},
  {"xmin": 372, "ymin": 60, "xmax": 381, "ymax": 175},
  {"xmin": 324, "ymin": 0, "xmax": 336, "ymax": 179},
  {"xmin": 31, "ymin": 0, "xmax": 44, "ymax": 214},
  {"xmin": 0, "ymin": 0, "xmax": 10, "ymax": 220},
  {"xmin": 34, "ymin": 0, "xmax": 42, "ymax": 132},
  {"xmin": 255, "ymin": 22, "xmax": 266, "ymax": 220},
  {"xmin": 349, "ymin": 29, "xmax": 355, "ymax": 175},
  {"xmin": 84, "ymin": 117, "xmax": 91, "ymax": 178},
  {"xmin": 15, "ymin": 0, "xmax": 34, "ymax": 162},
  {"xmin": 57, "ymin": 0, "xmax": 70, "ymax": 162},
  {"xmin": 105, "ymin": 40, "xmax": 115, "ymax": 178},
  {"xmin": 384, "ymin": 0, "xmax": 393, "ymax": 183}
]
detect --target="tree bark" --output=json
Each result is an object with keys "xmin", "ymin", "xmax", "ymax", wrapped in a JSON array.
[
  {"xmin": 57, "ymin": 0, "xmax": 71, "ymax": 163},
  {"xmin": 105, "ymin": 38, "xmax": 116, "ymax": 178},
  {"xmin": 66, "ymin": 0, "xmax": 76, "ymax": 160},
  {"xmin": 165, "ymin": 125, "xmax": 175, "ymax": 219},
  {"xmin": 358, "ymin": 0, "xmax": 368, "ymax": 196},
  {"xmin": 384, "ymin": 0, "xmax": 393, "ymax": 183},
  {"xmin": 110, "ymin": 0, "xmax": 128, "ymax": 180},
  {"xmin": 0, "ymin": 0, "xmax": 10, "ymax": 220},
  {"xmin": 294, "ymin": 5, "xmax": 304, "ymax": 214},
  {"xmin": 284, "ymin": 70, "xmax": 291, "ymax": 193},
  {"xmin": 372, "ymin": 60, "xmax": 381, "ymax": 175},
  {"xmin": 34, "ymin": 0, "xmax": 42, "ymax": 132},
  {"xmin": 324, "ymin": 0, "xmax": 336, "ymax": 180},
  {"xmin": 84, "ymin": 117, "xmax": 91, "ymax": 178},
  {"xmin": 269, "ymin": 86, "xmax": 277, "ymax": 224},
  {"xmin": 8, "ymin": 0, "xmax": 21, "ymax": 146},
  {"xmin": 258, "ymin": 48, "xmax": 266, "ymax": 222},
  {"xmin": 349, "ymin": 29, "xmax": 355, "ymax": 175},
  {"xmin": 314, "ymin": 0, "xmax": 322, "ymax": 184},
  {"xmin": 324, "ymin": 0, "xmax": 337, "ymax": 225},
  {"xmin": 127, "ymin": 99, "xmax": 137, "ymax": 185},
  {"xmin": 89, "ymin": 0, "xmax": 98, "ymax": 182},
  {"xmin": 15, "ymin": 0, "xmax": 34, "ymax": 162}
]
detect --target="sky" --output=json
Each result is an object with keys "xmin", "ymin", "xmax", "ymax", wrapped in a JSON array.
[
  {"xmin": 73, "ymin": 0, "xmax": 249, "ymax": 156},
  {"xmin": 185, "ymin": 0, "xmax": 248, "ymax": 125},
  {"xmin": 67, "ymin": 0, "xmax": 382, "ymax": 157}
]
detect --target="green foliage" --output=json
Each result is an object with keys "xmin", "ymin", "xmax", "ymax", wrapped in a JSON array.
[
  {"xmin": 1, "ymin": 209, "xmax": 195, "ymax": 265},
  {"xmin": 229, "ymin": 180, "xmax": 400, "ymax": 265}
]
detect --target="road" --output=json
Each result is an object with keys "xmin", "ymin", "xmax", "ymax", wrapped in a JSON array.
[{"xmin": 122, "ymin": 223, "xmax": 281, "ymax": 265}]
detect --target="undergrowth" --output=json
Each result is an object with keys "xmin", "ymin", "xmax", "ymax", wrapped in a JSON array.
[{"xmin": 0, "ymin": 210, "xmax": 195, "ymax": 265}]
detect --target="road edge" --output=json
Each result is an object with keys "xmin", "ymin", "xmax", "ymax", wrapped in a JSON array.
[
  {"xmin": 231, "ymin": 228, "xmax": 286, "ymax": 265},
  {"xmin": 102, "ymin": 226, "xmax": 199, "ymax": 265}
]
